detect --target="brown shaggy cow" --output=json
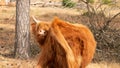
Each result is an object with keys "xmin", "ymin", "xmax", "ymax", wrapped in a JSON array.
[{"xmin": 31, "ymin": 17, "xmax": 96, "ymax": 68}]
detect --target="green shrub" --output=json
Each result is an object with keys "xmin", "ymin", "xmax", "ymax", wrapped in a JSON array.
[
  {"xmin": 82, "ymin": 11, "xmax": 106, "ymax": 17},
  {"xmin": 87, "ymin": 0, "xmax": 94, "ymax": 3},
  {"xmin": 62, "ymin": 0, "xmax": 76, "ymax": 8},
  {"xmin": 101, "ymin": 0, "xmax": 112, "ymax": 4},
  {"xmin": 82, "ymin": 11, "xmax": 95, "ymax": 16}
]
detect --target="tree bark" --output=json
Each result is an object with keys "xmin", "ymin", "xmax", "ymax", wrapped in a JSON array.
[{"xmin": 14, "ymin": 0, "xmax": 30, "ymax": 59}]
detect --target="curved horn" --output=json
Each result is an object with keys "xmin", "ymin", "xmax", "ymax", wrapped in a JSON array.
[{"xmin": 32, "ymin": 16, "xmax": 41, "ymax": 23}]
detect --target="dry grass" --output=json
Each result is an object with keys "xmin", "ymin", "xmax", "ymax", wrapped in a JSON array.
[
  {"xmin": 87, "ymin": 62, "xmax": 120, "ymax": 68},
  {"xmin": 0, "ymin": 55, "xmax": 37, "ymax": 68},
  {"xmin": 0, "ymin": 55, "xmax": 120, "ymax": 68}
]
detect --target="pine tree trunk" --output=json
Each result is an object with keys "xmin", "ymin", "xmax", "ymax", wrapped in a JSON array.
[{"xmin": 14, "ymin": 0, "xmax": 30, "ymax": 59}]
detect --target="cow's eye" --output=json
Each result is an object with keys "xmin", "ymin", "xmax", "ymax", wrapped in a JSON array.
[{"xmin": 38, "ymin": 29, "xmax": 45, "ymax": 35}]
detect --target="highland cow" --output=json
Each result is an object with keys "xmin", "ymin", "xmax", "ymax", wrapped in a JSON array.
[{"xmin": 31, "ymin": 17, "xmax": 96, "ymax": 68}]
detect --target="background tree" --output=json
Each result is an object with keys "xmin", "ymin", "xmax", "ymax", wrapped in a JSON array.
[{"xmin": 14, "ymin": 0, "xmax": 30, "ymax": 59}]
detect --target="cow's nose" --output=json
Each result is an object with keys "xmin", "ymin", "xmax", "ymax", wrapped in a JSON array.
[{"xmin": 39, "ymin": 29, "xmax": 45, "ymax": 35}]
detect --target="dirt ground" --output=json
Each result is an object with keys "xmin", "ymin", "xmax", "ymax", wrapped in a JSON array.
[{"xmin": 0, "ymin": 6, "xmax": 120, "ymax": 68}]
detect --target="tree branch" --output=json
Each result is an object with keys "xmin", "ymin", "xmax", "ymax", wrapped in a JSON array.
[
  {"xmin": 103, "ymin": 12, "xmax": 120, "ymax": 30},
  {"xmin": 106, "ymin": 12, "xmax": 120, "ymax": 24}
]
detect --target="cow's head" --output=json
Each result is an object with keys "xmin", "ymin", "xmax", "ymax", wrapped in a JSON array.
[{"xmin": 31, "ymin": 16, "xmax": 51, "ymax": 46}]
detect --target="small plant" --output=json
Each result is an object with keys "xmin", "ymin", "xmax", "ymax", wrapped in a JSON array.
[
  {"xmin": 101, "ymin": 0, "xmax": 112, "ymax": 4},
  {"xmin": 87, "ymin": 0, "xmax": 94, "ymax": 4},
  {"xmin": 62, "ymin": 0, "xmax": 76, "ymax": 8},
  {"xmin": 82, "ymin": 11, "xmax": 106, "ymax": 17},
  {"xmin": 82, "ymin": 11, "xmax": 94, "ymax": 16}
]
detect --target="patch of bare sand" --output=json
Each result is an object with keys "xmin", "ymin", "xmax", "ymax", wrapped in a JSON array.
[
  {"xmin": 0, "ymin": 24, "xmax": 15, "ymax": 30},
  {"xmin": 0, "ymin": 55, "xmax": 37, "ymax": 68},
  {"xmin": 30, "ymin": 6, "xmax": 80, "ymax": 16},
  {"xmin": 87, "ymin": 62, "xmax": 120, "ymax": 68}
]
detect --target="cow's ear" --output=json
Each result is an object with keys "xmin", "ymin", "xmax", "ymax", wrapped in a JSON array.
[{"xmin": 31, "ymin": 23, "xmax": 36, "ymax": 33}]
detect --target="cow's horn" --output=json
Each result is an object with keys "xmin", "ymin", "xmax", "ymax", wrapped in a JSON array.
[{"xmin": 32, "ymin": 16, "xmax": 40, "ymax": 23}]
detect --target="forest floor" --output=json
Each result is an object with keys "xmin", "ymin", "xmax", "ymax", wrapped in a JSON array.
[{"xmin": 0, "ymin": 6, "xmax": 120, "ymax": 68}]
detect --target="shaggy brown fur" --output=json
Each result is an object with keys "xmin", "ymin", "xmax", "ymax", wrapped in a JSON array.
[{"xmin": 31, "ymin": 17, "xmax": 96, "ymax": 68}]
